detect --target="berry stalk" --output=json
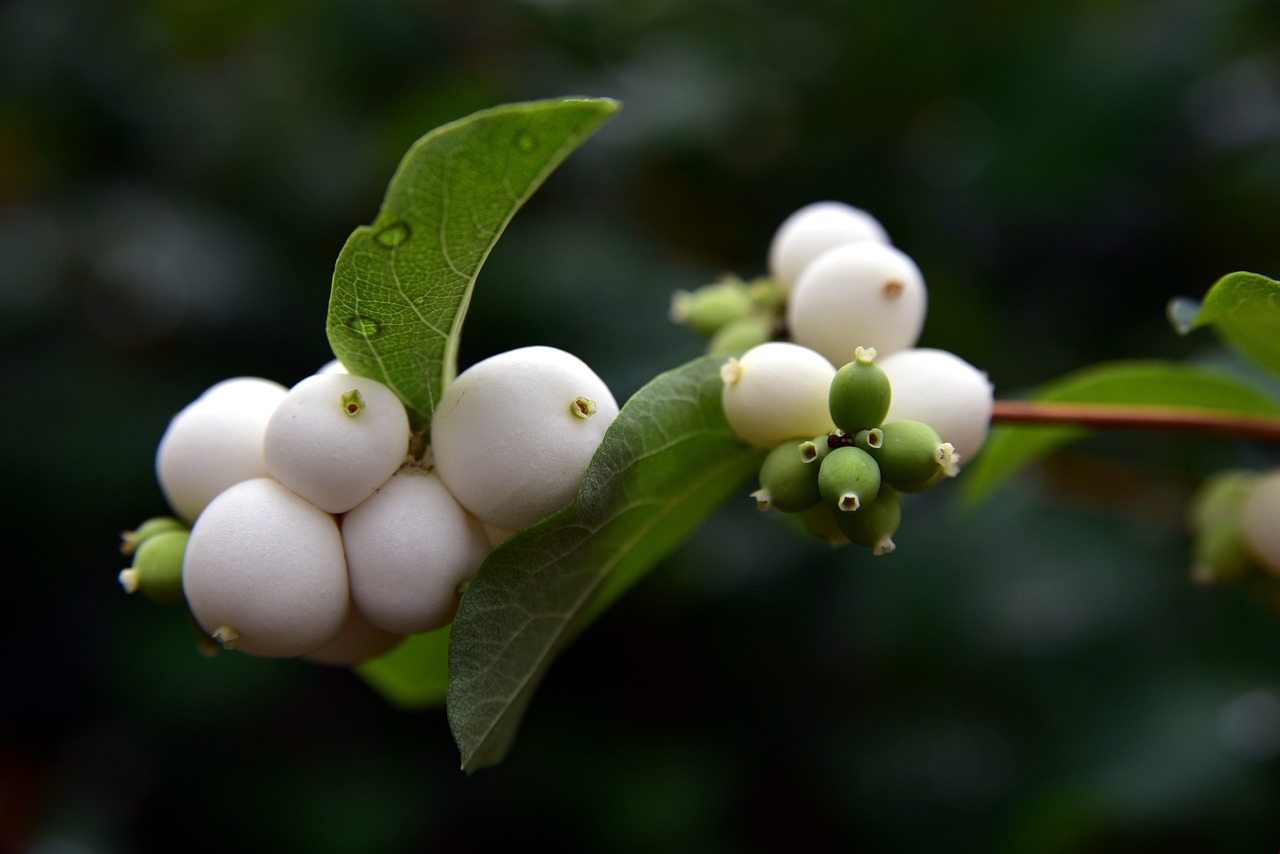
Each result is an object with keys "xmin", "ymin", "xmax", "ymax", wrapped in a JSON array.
[{"xmin": 990, "ymin": 400, "xmax": 1280, "ymax": 444}]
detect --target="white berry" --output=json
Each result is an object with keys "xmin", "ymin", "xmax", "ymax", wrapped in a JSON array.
[
  {"xmin": 1242, "ymin": 468, "xmax": 1280, "ymax": 576},
  {"xmin": 182, "ymin": 478, "xmax": 350, "ymax": 658},
  {"xmin": 877, "ymin": 347, "xmax": 994, "ymax": 462},
  {"xmin": 264, "ymin": 372, "xmax": 410, "ymax": 514},
  {"xmin": 341, "ymin": 467, "xmax": 490, "ymax": 635},
  {"xmin": 767, "ymin": 201, "xmax": 890, "ymax": 293},
  {"xmin": 720, "ymin": 341, "xmax": 836, "ymax": 448},
  {"xmin": 155, "ymin": 377, "xmax": 288, "ymax": 523},
  {"xmin": 429, "ymin": 345, "xmax": 619, "ymax": 532},
  {"xmin": 304, "ymin": 607, "xmax": 404, "ymax": 667},
  {"xmin": 786, "ymin": 241, "xmax": 927, "ymax": 365}
]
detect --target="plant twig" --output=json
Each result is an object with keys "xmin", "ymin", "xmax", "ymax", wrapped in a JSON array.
[{"xmin": 990, "ymin": 400, "xmax": 1280, "ymax": 444}]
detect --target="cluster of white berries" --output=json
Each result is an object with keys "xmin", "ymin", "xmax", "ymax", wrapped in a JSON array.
[
  {"xmin": 121, "ymin": 346, "xmax": 618, "ymax": 664},
  {"xmin": 674, "ymin": 200, "xmax": 994, "ymax": 552}
]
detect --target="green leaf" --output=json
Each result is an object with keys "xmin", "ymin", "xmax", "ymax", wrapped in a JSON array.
[
  {"xmin": 1169, "ymin": 271, "xmax": 1280, "ymax": 379},
  {"xmin": 962, "ymin": 360, "xmax": 1280, "ymax": 504},
  {"xmin": 446, "ymin": 354, "xmax": 764, "ymax": 772},
  {"xmin": 355, "ymin": 624, "xmax": 451, "ymax": 709},
  {"xmin": 326, "ymin": 97, "xmax": 620, "ymax": 427}
]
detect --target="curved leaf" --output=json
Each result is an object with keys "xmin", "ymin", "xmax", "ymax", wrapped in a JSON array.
[
  {"xmin": 446, "ymin": 354, "xmax": 764, "ymax": 772},
  {"xmin": 326, "ymin": 97, "xmax": 620, "ymax": 427},
  {"xmin": 1169, "ymin": 271, "xmax": 1280, "ymax": 379},
  {"xmin": 963, "ymin": 360, "xmax": 1280, "ymax": 504}
]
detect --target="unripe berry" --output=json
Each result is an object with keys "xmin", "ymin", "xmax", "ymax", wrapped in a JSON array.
[
  {"xmin": 341, "ymin": 467, "xmax": 490, "ymax": 635},
  {"xmin": 120, "ymin": 515, "xmax": 187, "ymax": 557},
  {"xmin": 818, "ymin": 445, "xmax": 881, "ymax": 512},
  {"xmin": 869, "ymin": 420, "xmax": 957, "ymax": 489},
  {"xmin": 797, "ymin": 503, "xmax": 849, "ymax": 548},
  {"xmin": 118, "ymin": 529, "xmax": 189, "ymax": 605},
  {"xmin": 264, "ymin": 372, "xmax": 410, "ymax": 514},
  {"xmin": 753, "ymin": 438, "xmax": 822, "ymax": 513},
  {"xmin": 828, "ymin": 346, "xmax": 892, "ymax": 434},
  {"xmin": 670, "ymin": 280, "xmax": 755, "ymax": 338},
  {"xmin": 767, "ymin": 201, "xmax": 890, "ymax": 293},
  {"xmin": 877, "ymin": 347, "xmax": 994, "ymax": 463},
  {"xmin": 708, "ymin": 315, "xmax": 774, "ymax": 356},
  {"xmin": 155, "ymin": 377, "xmax": 288, "ymax": 522},
  {"xmin": 182, "ymin": 478, "xmax": 349, "ymax": 658},
  {"xmin": 1242, "ymin": 468, "xmax": 1280, "ymax": 576},
  {"xmin": 720, "ymin": 342, "xmax": 836, "ymax": 448},
  {"xmin": 429, "ymin": 345, "xmax": 619, "ymax": 532},
  {"xmin": 833, "ymin": 484, "xmax": 901, "ymax": 555},
  {"xmin": 786, "ymin": 242, "xmax": 927, "ymax": 365}
]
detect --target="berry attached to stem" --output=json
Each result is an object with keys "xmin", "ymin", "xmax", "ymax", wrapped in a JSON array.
[{"xmin": 818, "ymin": 445, "xmax": 881, "ymax": 512}]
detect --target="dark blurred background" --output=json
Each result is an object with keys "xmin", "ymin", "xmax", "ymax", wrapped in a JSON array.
[{"xmin": 6, "ymin": 0, "xmax": 1280, "ymax": 851}]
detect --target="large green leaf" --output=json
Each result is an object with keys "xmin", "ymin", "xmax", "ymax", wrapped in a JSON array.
[
  {"xmin": 326, "ymin": 97, "xmax": 620, "ymax": 427},
  {"xmin": 446, "ymin": 354, "xmax": 765, "ymax": 772},
  {"xmin": 1169, "ymin": 271, "xmax": 1280, "ymax": 380},
  {"xmin": 962, "ymin": 361, "xmax": 1280, "ymax": 504}
]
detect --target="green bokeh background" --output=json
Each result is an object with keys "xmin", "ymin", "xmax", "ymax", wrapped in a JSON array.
[{"xmin": 6, "ymin": 1, "xmax": 1280, "ymax": 850}]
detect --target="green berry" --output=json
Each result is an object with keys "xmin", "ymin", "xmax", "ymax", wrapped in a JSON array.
[
  {"xmin": 796, "ymin": 502, "xmax": 849, "ymax": 548},
  {"xmin": 833, "ymin": 485, "xmax": 901, "ymax": 555},
  {"xmin": 670, "ymin": 280, "xmax": 754, "ymax": 338},
  {"xmin": 818, "ymin": 445, "xmax": 881, "ymax": 512},
  {"xmin": 120, "ymin": 515, "xmax": 187, "ymax": 557},
  {"xmin": 753, "ymin": 438, "xmax": 823, "ymax": 513},
  {"xmin": 869, "ymin": 420, "xmax": 955, "ymax": 488},
  {"xmin": 708, "ymin": 315, "xmax": 774, "ymax": 356},
  {"xmin": 119, "ymin": 529, "xmax": 190, "ymax": 605},
  {"xmin": 828, "ymin": 346, "xmax": 892, "ymax": 434}
]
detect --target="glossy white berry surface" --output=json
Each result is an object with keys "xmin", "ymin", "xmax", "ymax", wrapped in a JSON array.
[
  {"xmin": 342, "ymin": 467, "xmax": 490, "ymax": 635},
  {"xmin": 720, "ymin": 341, "xmax": 836, "ymax": 448},
  {"xmin": 264, "ymin": 372, "xmax": 410, "ymax": 514},
  {"xmin": 767, "ymin": 201, "xmax": 890, "ymax": 293},
  {"xmin": 786, "ymin": 241, "xmax": 927, "ymax": 366},
  {"xmin": 1242, "ymin": 468, "xmax": 1280, "ymax": 576},
  {"xmin": 182, "ymin": 477, "xmax": 350, "ymax": 658},
  {"xmin": 877, "ymin": 347, "xmax": 994, "ymax": 462},
  {"xmin": 429, "ymin": 345, "xmax": 619, "ymax": 532},
  {"xmin": 155, "ymin": 377, "xmax": 288, "ymax": 523}
]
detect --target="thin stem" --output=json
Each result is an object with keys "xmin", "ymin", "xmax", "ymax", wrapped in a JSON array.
[{"xmin": 991, "ymin": 400, "xmax": 1280, "ymax": 443}]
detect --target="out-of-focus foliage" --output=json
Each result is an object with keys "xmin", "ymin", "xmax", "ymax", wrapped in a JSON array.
[{"xmin": 5, "ymin": 0, "xmax": 1280, "ymax": 851}]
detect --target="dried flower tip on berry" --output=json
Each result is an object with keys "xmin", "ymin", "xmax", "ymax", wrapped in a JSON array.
[
  {"xmin": 212, "ymin": 625, "xmax": 240, "ymax": 649},
  {"xmin": 838, "ymin": 492, "xmax": 862, "ymax": 512},
  {"xmin": 855, "ymin": 428, "xmax": 884, "ymax": 450},
  {"xmin": 341, "ymin": 388, "xmax": 366, "ymax": 417},
  {"xmin": 935, "ymin": 442, "xmax": 961, "ymax": 477},
  {"xmin": 571, "ymin": 396, "xmax": 598, "ymax": 419},
  {"xmin": 883, "ymin": 280, "xmax": 904, "ymax": 299},
  {"xmin": 799, "ymin": 440, "xmax": 820, "ymax": 463},
  {"xmin": 751, "ymin": 488, "xmax": 772, "ymax": 511},
  {"xmin": 669, "ymin": 290, "xmax": 693, "ymax": 323},
  {"xmin": 720, "ymin": 357, "xmax": 744, "ymax": 386},
  {"xmin": 118, "ymin": 569, "xmax": 140, "ymax": 594},
  {"xmin": 854, "ymin": 346, "xmax": 878, "ymax": 364}
]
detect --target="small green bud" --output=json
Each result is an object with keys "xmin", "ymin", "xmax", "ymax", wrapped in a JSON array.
[
  {"xmin": 120, "ymin": 516, "xmax": 187, "ymax": 557},
  {"xmin": 818, "ymin": 445, "xmax": 881, "ymax": 512},
  {"xmin": 754, "ymin": 438, "xmax": 823, "ymax": 513},
  {"xmin": 828, "ymin": 346, "xmax": 892, "ymax": 434},
  {"xmin": 868, "ymin": 420, "xmax": 953, "ymax": 488},
  {"xmin": 834, "ymin": 485, "xmax": 901, "ymax": 555},
  {"xmin": 118, "ymin": 529, "xmax": 189, "ymax": 605},
  {"xmin": 708, "ymin": 315, "xmax": 774, "ymax": 355},
  {"xmin": 670, "ymin": 280, "xmax": 755, "ymax": 338}
]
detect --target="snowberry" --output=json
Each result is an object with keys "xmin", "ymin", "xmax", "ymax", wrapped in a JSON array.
[
  {"xmin": 341, "ymin": 467, "xmax": 490, "ymax": 635},
  {"xmin": 753, "ymin": 438, "xmax": 823, "ymax": 513},
  {"xmin": 155, "ymin": 377, "xmax": 288, "ymax": 522},
  {"xmin": 118, "ymin": 528, "xmax": 189, "ymax": 605},
  {"xmin": 818, "ymin": 445, "xmax": 882, "ymax": 513},
  {"xmin": 833, "ymin": 484, "xmax": 901, "ymax": 555},
  {"xmin": 264, "ymin": 372, "xmax": 410, "ymax": 514},
  {"xmin": 787, "ymin": 241, "xmax": 927, "ymax": 365},
  {"xmin": 720, "ymin": 341, "xmax": 836, "ymax": 448},
  {"xmin": 876, "ymin": 347, "xmax": 994, "ymax": 463},
  {"xmin": 767, "ymin": 201, "xmax": 890, "ymax": 293},
  {"xmin": 182, "ymin": 477, "xmax": 350, "ymax": 658},
  {"xmin": 429, "ymin": 345, "xmax": 620, "ymax": 532},
  {"xmin": 304, "ymin": 607, "xmax": 404, "ymax": 667},
  {"xmin": 869, "ymin": 420, "xmax": 958, "ymax": 489},
  {"xmin": 1242, "ymin": 468, "xmax": 1280, "ymax": 576},
  {"xmin": 670, "ymin": 280, "xmax": 755, "ymax": 338},
  {"xmin": 828, "ymin": 346, "xmax": 892, "ymax": 434}
]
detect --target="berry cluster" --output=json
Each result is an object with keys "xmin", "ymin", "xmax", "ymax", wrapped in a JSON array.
[
  {"xmin": 679, "ymin": 200, "xmax": 994, "ymax": 553},
  {"xmin": 121, "ymin": 346, "xmax": 618, "ymax": 664}
]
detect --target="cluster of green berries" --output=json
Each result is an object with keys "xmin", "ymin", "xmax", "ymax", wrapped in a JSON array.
[
  {"xmin": 121, "ymin": 346, "xmax": 618, "ymax": 665},
  {"xmin": 727, "ymin": 345, "xmax": 960, "ymax": 555}
]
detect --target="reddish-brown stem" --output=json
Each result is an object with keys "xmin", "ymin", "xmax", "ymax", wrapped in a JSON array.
[{"xmin": 991, "ymin": 400, "xmax": 1280, "ymax": 443}]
